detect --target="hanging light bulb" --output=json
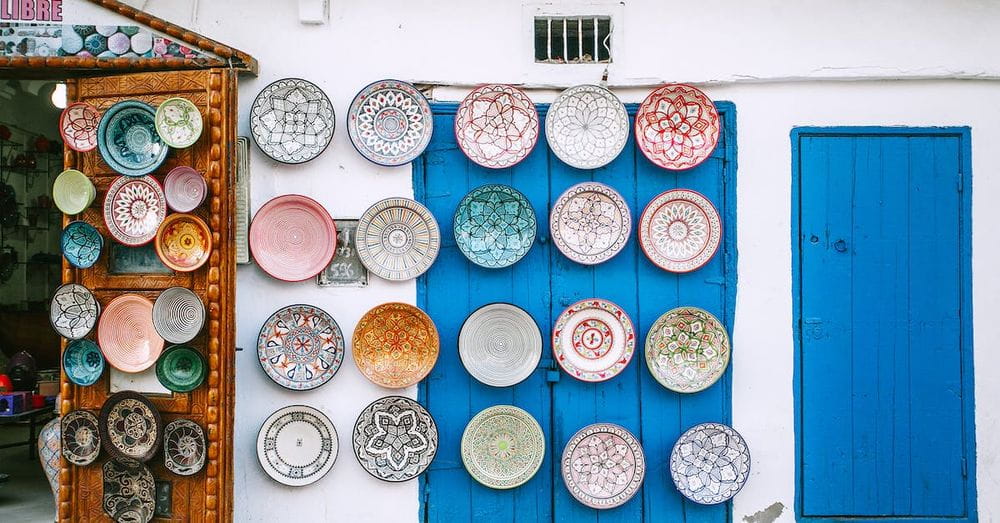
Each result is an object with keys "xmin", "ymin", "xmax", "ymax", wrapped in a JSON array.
[{"xmin": 50, "ymin": 82, "xmax": 67, "ymax": 109}]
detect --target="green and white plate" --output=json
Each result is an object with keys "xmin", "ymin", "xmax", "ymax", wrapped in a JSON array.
[
  {"xmin": 155, "ymin": 97, "xmax": 203, "ymax": 149},
  {"xmin": 645, "ymin": 307, "xmax": 730, "ymax": 393},
  {"xmin": 461, "ymin": 405, "xmax": 545, "ymax": 489},
  {"xmin": 155, "ymin": 345, "xmax": 207, "ymax": 393}
]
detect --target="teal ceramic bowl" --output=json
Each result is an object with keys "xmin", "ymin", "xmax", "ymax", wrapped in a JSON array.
[
  {"xmin": 61, "ymin": 220, "xmax": 104, "ymax": 269},
  {"xmin": 453, "ymin": 184, "xmax": 537, "ymax": 268},
  {"xmin": 63, "ymin": 339, "xmax": 105, "ymax": 386},
  {"xmin": 97, "ymin": 100, "xmax": 169, "ymax": 176}
]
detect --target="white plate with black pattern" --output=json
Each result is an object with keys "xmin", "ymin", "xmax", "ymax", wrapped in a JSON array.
[
  {"xmin": 256, "ymin": 405, "xmax": 338, "ymax": 487},
  {"xmin": 670, "ymin": 422, "xmax": 750, "ymax": 504}
]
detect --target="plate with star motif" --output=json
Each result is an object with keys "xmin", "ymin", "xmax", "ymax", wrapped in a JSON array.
[
  {"xmin": 550, "ymin": 182, "xmax": 631, "ymax": 265},
  {"xmin": 256, "ymin": 304, "xmax": 345, "ymax": 391},
  {"xmin": 356, "ymin": 198, "xmax": 440, "ymax": 281},
  {"xmin": 562, "ymin": 423, "xmax": 645, "ymax": 509},
  {"xmin": 670, "ymin": 422, "xmax": 750, "ymax": 504},
  {"xmin": 61, "ymin": 409, "xmax": 101, "ymax": 466},
  {"xmin": 102, "ymin": 175, "xmax": 167, "ymax": 246},
  {"xmin": 552, "ymin": 298, "xmax": 635, "ymax": 382},
  {"xmin": 546, "ymin": 85, "xmax": 629, "ymax": 170},
  {"xmin": 99, "ymin": 391, "xmax": 162, "ymax": 462},
  {"xmin": 461, "ymin": 405, "xmax": 544, "ymax": 489},
  {"xmin": 352, "ymin": 303, "xmax": 439, "ymax": 388},
  {"xmin": 353, "ymin": 396, "xmax": 438, "ymax": 482},
  {"xmin": 256, "ymin": 405, "xmax": 338, "ymax": 487},
  {"xmin": 635, "ymin": 84, "xmax": 720, "ymax": 171},
  {"xmin": 454, "ymin": 184, "xmax": 536, "ymax": 268},
  {"xmin": 347, "ymin": 79, "xmax": 433, "ymax": 166},
  {"xmin": 646, "ymin": 307, "xmax": 730, "ymax": 393},
  {"xmin": 250, "ymin": 78, "xmax": 335, "ymax": 164},
  {"xmin": 455, "ymin": 84, "xmax": 539, "ymax": 169},
  {"xmin": 639, "ymin": 189, "xmax": 721, "ymax": 273}
]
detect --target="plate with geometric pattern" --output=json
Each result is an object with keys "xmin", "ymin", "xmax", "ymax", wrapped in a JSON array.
[
  {"xmin": 455, "ymin": 84, "xmax": 539, "ymax": 169},
  {"xmin": 353, "ymin": 396, "xmax": 438, "ymax": 482},
  {"xmin": 552, "ymin": 298, "xmax": 636, "ymax": 382},
  {"xmin": 454, "ymin": 184, "xmax": 536, "ymax": 268},
  {"xmin": 461, "ymin": 405, "xmax": 544, "ymax": 489},
  {"xmin": 357, "ymin": 197, "xmax": 440, "ymax": 281},
  {"xmin": 256, "ymin": 405, "xmax": 338, "ymax": 487},
  {"xmin": 635, "ymin": 84, "xmax": 720, "ymax": 171},
  {"xmin": 347, "ymin": 79, "xmax": 433, "ymax": 166},
  {"xmin": 550, "ymin": 182, "xmax": 631, "ymax": 265},
  {"xmin": 250, "ymin": 78, "xmax": 335, "ymax": 164},
  {"xmin": 562, "ymin": 423, "xmax": 645, "ymax": 509},
  {"xmin": 256, "ymin": 304, "xmax": 345, "ymax": 391},
  {"xmin": 638, "ymin": 189, "xmax": 721, "ymax": 273},
  {"xmin": 645, "ymin": 307, "xmax": 730, "ymax": 393},
  {"xmin": 546, "ymin": 84, "xmax": 629, "ymax": 170},
  {"xmin": 670, "ymin": 422, "xmax": 750, "ymax": 504},
  {"xmin": 102, "ymin": 175, "xmax": 166, "ymax": 246},
  {"xmin": 61, "ymin": 409, "xmax": 101, "ymax": 466}
]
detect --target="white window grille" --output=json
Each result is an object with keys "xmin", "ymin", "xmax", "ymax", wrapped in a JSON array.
[{"xmin": 534, "ymin": 16, "xmax": 612, "ymax": 64}]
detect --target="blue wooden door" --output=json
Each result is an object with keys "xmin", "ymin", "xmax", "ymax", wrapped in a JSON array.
[
  {"xmin": 793, "ymin": 128, "xmax": 976, "ymax": 522},
  {"xmin": 416, "ymin": 102, "xmax": 736, "ymax": 523}
]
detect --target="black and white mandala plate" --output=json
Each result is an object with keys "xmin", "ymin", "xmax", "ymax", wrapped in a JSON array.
[{"xmin": 353, "ymin": 396, "xmax": 438, "ymax": 482}]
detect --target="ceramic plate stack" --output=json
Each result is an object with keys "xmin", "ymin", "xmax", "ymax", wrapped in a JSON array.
[
  {"xmin": 250, "ymin": 78, "xmax": 335, "ymax": 164},
  {"xmin": 60, "ymin": 102, "xmax": 100, "ymax": 152},
  {"xmin": 163, "ymin": 419, "xmax": 207, "ymax": 476},
  {"xmin": 61, "ymin": 410, "xmax": 101, "ymax": 466},
  {"xmin": 546, "ymin": 85, "xmax": 629, "ymax": 169},
  {"xmin": 97, "ymin": 294, "xmax": 164, "ymax": 373},
  {"xmin": 257, "ymin": 405, "xmax": 338, "ymax": 487},
  {"xmin": 550, "ymin": 182, "xmax": 631, "ymax": 265},
  {"xmin": 97, "ymin": 100, "xmax": 169, "ymax": 176},
  {"xmin": 356, "ymin": 198, "xmax": 440, "ymax": 281},
  {"xmin": 61, "ymin": 220, "xmax": 103, "ymax": 269},
  {"xmin": 103, "ymin": 175, "xmax": 167, "ymax": 246},
  {"xmin": 459, "ymin": 303, "xmax": 542, "ymax": 387},
  {"xmin": 152, "ymin": 287, "xmax": 205, "ymax": 344},
  {"xmin": 63, "ymin": 339, "xmax": 105, "ymax": 387},
  {"xmin": 638, "ymin": 189, "xmax": 721, "ymax": 273},
  {"xmin": 353, "ymin": 396, "xmax": 438, "ymax": 482},
  {"xmin": 453, "ymin": 185, "xmax": 536, "ymax": 269},
  {"xmin": 347, "ymin": 79, "xmax": 433, "ymax": 166},
  {"xmin": 635, "ymin": 84, "xmax": 720, "ymax": 171},
  {"xmin": 670, "ymin": 422, "xmax": 750, "ymax": 504},
  {"xmin": 155, "ymin": 213, "xmax": 212, "ymax": 272},
  {"xmin": 50, "ymin": 283, "xmax": 100, "ymax": 340},
  {"xmin": 352, "ymin": 303, "xmax": 439, "ymax": 388},
  {"xmin": 155, "ymin": 345, "xmax": 207, "ymax": 393},
  {"xmin": 52, "ymin": 169, "xmax": 96, "ymax": 215},
  {"xmin": 646, "ymin": 307, "xmax": 730, "ymax": 393},
  {"xmin": 562, "ymin": 423, "xmax": 645, "ymax": 509},
  {"xmin": 553, "ymin": 299, "xmax": 635, "ymax": 382},
  {"xmin": 163, "ymin": 166, "xmax": 207, "ymax": 212},
  {"xmin": 99, "ymin": 391, "xmax": 162, "ymax": 462},
  {"xmin": 102, "ymin": 458, "xmax": 155, "ymax": 523},
  {"xmin": 461, "ymin": 405, "xmax": 545, "ymax": 489},
  {"xmin": 155, "ymin": 97, "xmax": 203, "ymax": 149},
  {"xmin": 455, "ymin": 84, "xmax": 539, "ymax": 169},
  {"xmin": 256, "ymin": 304, "xmax": 345, "ymax": 391},
  {"xmin": 249, "ymin": 194, "xmax": 336, "ymax": 281}
]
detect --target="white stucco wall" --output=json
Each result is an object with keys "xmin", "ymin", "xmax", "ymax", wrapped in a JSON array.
[{"xmin": 64, "ymin": 1, "xmax": 1000, "ymax": 521}]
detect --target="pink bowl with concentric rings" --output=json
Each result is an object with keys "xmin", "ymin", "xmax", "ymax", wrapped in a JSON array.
[
  {"xmin": 249, "ymin": 194, "xmax": 337, "ymax": 282},
  {"xmin": 97, "ymin": 294, "xmax": 165, "ymax": 373},
  {"xmin": 163, "ymin": 166, "xmax": 207, "ymax": 212}
]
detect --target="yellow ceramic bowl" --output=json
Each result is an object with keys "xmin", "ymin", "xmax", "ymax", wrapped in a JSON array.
[{"xmin": 155, "ymin": 213, "xmax": 212, "ymax": 272}]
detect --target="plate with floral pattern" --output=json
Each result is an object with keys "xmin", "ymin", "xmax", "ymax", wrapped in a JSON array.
[
  {"xmin": 154, "ymin": 213, "xmax": 212, "ymax": 272},
  {"xmin": 97, "ymin": 100, "xmax": 169, "ymax": 176},
  {"xmin": 546, "ymin": 85, "xmax": 629, "ymax": 170},
  {"xmin": 553, "ymin": 298, "xmax": 635, "ymax": 382},
  {"xmin": 256, "ymin": 405, "xmax": 338, "ymax": 487},
  {"xmin": 461, "ymin": 405, "xmax": 544, "ymax": 489},
  {"xmin": 635, "ymin": 84, "xmax": 720, "ymax": 170},
  {"xmin": 155, "ymin": 97, "xmax": 203, "ymax": 148},
  {"xmin": 353, "ymin": 396, "xmax": 438, "ymax": 482},
  {"xmin": 454, "ymin": 184, "xmax": 536, "ymax": 268},
  {"xmin": 347, "ymin": 79, "xmax": 433, "ymax": 166},
  {"xmin": 352, "ymin": 303, "xmax": 439, "ymax": 388},
  {"xmin": 646, "ymin": 307, "xmax": 730, "ymax": 393},
  {"xmin": 63, "ymin": 338, "xmax": 105, "ymax": 386},
  {"xmin": 562, "ymin": 423, "xmax": 645, "ymax": 509},
  {"xmin": 250, "ymin": 78, "xmax": 335, "ymax": 164},
  {"xmin": 356, "ymin": 198, "xmax": 440, "ymax": 281},
  {"xmin": 50, "ymin": 283, "xmax": 100, "ymax": 340},
  {"xmin": 455, "ymin": 84, "xmax": 539, "ymax": 169},
  {"xmin": 670, "ymin": 422, "xmax": 750, "ymax": 504},
  {"xmin": 99, "ymin": 391, "xmax": 162, "ymax": 462},
  {"xmin": 256, "ymin": 304, "xmax": 345, "ymax": 391},
  {"xmin": 550, "ymin": 182, "xmax": 631, "ymax": 265},
  {"xmin": 103, "ymin": 175, "xmax": 166, "ymax": 246},
  {"xmin": 60, "ymin": 102, "xmax": 100, "ymax": 152},
  {"xmin": 639, "ymin": 189, "xmax": 721, "ymax": 273},
  {"xmin": 61, "ymin": 220, "xmax": 103, "ymax": 269},
  {"xmin": 61, "ymin": 409, "xmax": 101, "ymax": 466}
]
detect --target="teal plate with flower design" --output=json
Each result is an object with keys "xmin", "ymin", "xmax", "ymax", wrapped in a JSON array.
[
  {"xmin": 63, "ymin": 338, "xmax": 105, "ymax": 386},
  {"xmin": 61, "ymin": 220, "xmax": 104, "ymax": 269},
  {"xmin": 97, "ymin": 100, "xmax": 169, "ymax": 177},
  {"xmin": 453, "ymin": 184, "xmax": 536, "ymax": 269}
]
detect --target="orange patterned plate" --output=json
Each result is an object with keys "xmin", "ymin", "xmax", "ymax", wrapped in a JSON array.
[
  {"xmin": 352, "ymin": 303, "xmax": 439, "ymax": 388},
  {"xmin": 155, "ymin": 213, "xmax": 212, "ymax": 272}
]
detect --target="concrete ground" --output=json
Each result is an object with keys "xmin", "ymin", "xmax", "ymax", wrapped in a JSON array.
[{"xmin": 0, "ymin": 425, "xmax": 57, "ymax": 523}]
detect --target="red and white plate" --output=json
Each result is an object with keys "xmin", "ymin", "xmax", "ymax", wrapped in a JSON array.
[
  {"xmin": 635, "ymin": 84, "xmax": 720, "ymax": 170},
  {"xmin": 102, "ymin": 175, "xmax": 167, "ymax": 246},
  {"xmin": 97, "ymin": 294, "xmax": 165, "ymax": 373},
  {"xmin": 552, "ymin": 298, "xmax": 635, "ymax": 382},
  {"xmin": 60, "ymin": 102, "xmax": 101, "ymax": 152},
  {"xmin": 638, "ymin": 189, "xmax": 721, "ymax": 272},
  {"xmin": 249, "ymin": 194, "xmax": 336, "ymax": 282},
  {"xmin": 454, "ymin": 84, "xmax": 539, "ymax": 169}
]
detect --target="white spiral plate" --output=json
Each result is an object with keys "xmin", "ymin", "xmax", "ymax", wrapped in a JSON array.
[
  {"xmin": 152, "ymin": 287, "xmax": 206, "ymax": 344},
  {"xmin": 459, "ymin": 303, "xmax": 542, "ymax": 387}
]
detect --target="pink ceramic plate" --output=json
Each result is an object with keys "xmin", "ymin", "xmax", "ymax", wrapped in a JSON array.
[
  {"xmin": 249, "ymin": 194, "xmax": 336, "ymax": 281},
  {"xmin": 60, "ymin": 102, "xmax": 100, "ymax": 152},
  {"xmin": 103, "ymin": 175, "xmax": 167, "ymax": 246},
  {"xmin": 454, "ymin": 84, "xmax": 539, "ymax": 169},
  {"xmin": 97, "ymin": 294, "xmax": 164, "ymax": 373},
  {"xmin": 635, "ymin": 84, "xmax": 720, "ymax": 170},
  {"xmin": 163, "ymin": 166, "xmax": 207, "ymax": 212}
]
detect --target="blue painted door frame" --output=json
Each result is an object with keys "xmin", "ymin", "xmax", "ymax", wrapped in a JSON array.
[{"xmin": 791, "ymin": 127, "xmax": 976, "ymax": 522}]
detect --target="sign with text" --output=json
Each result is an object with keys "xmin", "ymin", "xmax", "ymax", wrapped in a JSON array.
[
  {"xmin": 317, "ymin": 219, "xmax": 368, "ymax": 287},
  {"xmin": 0, "ymin": 0, "xmax": 63, "ymax": 21}
]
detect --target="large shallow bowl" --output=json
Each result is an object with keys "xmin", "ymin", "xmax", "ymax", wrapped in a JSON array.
[
  {"xmin": 99, "ymin": 391, "xmax": 162, "ymax": 462},
  {"xmin": 458, "ymin": 303, "xmax": 541, "ymax": 387},
  {"xmin": 151, "ymin": 287, "xmax": 205, "ymax": 344},
  {"xmin": 638, "ymin": 189, "xmax": 722, "ymax": 273},
  {"xmin": 63, "ymin": 338, "xmax": 105, "ymax": 386},
  {"xmin": 550, "ymin": 182, "xmax": 631, "ymax": 265},
  {"xmin": 670, "ymin": 422, "xmax": 750, "ymax": 504},
  {"xmin": 97, "ymin": 294, "xmax": 164, "ymax": 373},
  {"xmin": 461, "ymin": 405, "xmax": 544, "ymax": 489},
  {"xmin": 163, "ymin": 166, "xmax": 207, "ymax": 212},
  {"xmin": 453, "ymin": 185, "xmax": 536, "ymax": 269},
  {"xmin": 356, "ymin": 197, "xmax": 439, "ymax": 281},
  {"xmin": 60, "ymin": 220, "xmax": 103, "ymax": 269},
  {"xmin": 249, "ymin": 194, "xmax": 336, "ymax": 281},
  {"xmin": 352, "ymin": 396, "xmax": 437, "ymax": 482},
  {"xmin": 347, "ymin": 79, "xmax": 433, "ymax": 166},
  {"xmin": 50, "ymin": 283, "xmax": 100, "ymax": 340},
  {"xmin": 645, "ymin": 306, "xmax": 730, "ymax": 393},
  {"xmin": 52, "ymin": 169, "xmax": 96, "ymax": 215},
  {"xmin": 561, "ymin": 423, "xmax": 645, "ymax": 509},
  {"xmin": 97, "ymin": 100, "xmax": 169, "ymax": 177},
  {"xmin": 454, "ymin": 84, "xmax": 539, "ymax": 169},
  {"xmin": 154, "ymin": 213, "xmax": 212, "ymax": 272},
  {"xmin": 635, "ymin": 84, "xmax": 720, "ymax": 171},
  {"xmin": 102, "ymin": 175, "xmax": 166, "ymax": 246},
  {"xmin": 249, "ymin": 78, "xmax": 335, "ymax": 164},
  {"xmin": 546, "ymin": 84, "xmax": 629, "ymax": 170},
  {"xmin": 352, "ymin": 302, "xmax": 439, "ymax": 388},
  {"xmin": 256, "ymin": 304, "xmax": 345, "ymax": 391},
  {"xmin": 155, "ymin": 345, "xmax": 206, "ymax": 393},
  {"xmin": 256, "ymin": 405, "xmax": 338, "ymax": 487},
  {"xmin": 552, "ymin": 298, "xmax": 636, "ymax": 382}
]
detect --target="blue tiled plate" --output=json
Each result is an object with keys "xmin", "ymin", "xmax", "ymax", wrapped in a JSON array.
[
  {"xmin": 63, "ymin": 338, "xmax": 105, "ymax": 386},
  {"xmin": 453, "ymin": 184, "xmax": 536, "ymax": 269},
  {"xmin": 97, "ymin": 100, "xmax": 169, "ymax": 176},
  {"xmin": 61, "ymin": 220, "xmax": 103, "ymax": 269}
]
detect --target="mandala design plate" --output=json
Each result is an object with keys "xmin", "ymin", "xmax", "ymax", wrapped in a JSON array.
[
  {"xmin": 60, "ymin": 102, "xmax": 100, "ymax": 152},
  {"xmin": 256, "ymin": 304, "xmax": 345, "ymax": 391},
  {"xmin": 63, "ymin": 338, "xmax": 105, "ymax": 386},
  {"xmin": 635, "ymin": 84, "xmax": 720, "ymax": 171},
  {"xmin": 97, "ymin": 100, "xmax": 169, "ymax": 177},
  {"xmin": 454, "ymin": 185, "xmax": 536, "ymax": 269},
  {"xmin": 646, "ymin": 307, "xmax": 730, "ymax": 393},
  {"xmin": 461, "ymin": 405, "xmax": 544, "ymax": 489},
  {"xmin": 249, "ymin": 194, "xmax": 336, "ymax": 281},
  {"xmin": 352, "ymin": 302, "xmax": 439, "ymax": 388},
  {"xmin": 102, "ymin": 175, "xmax": 166, "ymax": 246},
  {"xmin": 163, "ymin": 166, "xmax": 207, "ymax": 212},
  {"xmin": 550, "ymin": 182, "xmax": 631, "ymax": 265},
  {"xmin": 155, "ymin": 97, "xmax": 203, "ymax": 148},
  {"xmin": 459, "ymin": 303, "xmax": 542, "ymax": 387},
  {"xmin": 152, "ymin": 287, "xmax": 205, "ymax": 344},
  {"xmin": 50, "ymin": 283, "xmax": 100, "ymax": 340},
  {"xmin": 99, "ymin": 391, "xmax": 162, "ymax": 462},
  {"xmin": 61, "ymin": 220, "xmax": 103, "ymax": 269},
  {"xmin": 163, "ymin": 419, "xmax": 206, "ymax": 476},
  {"xmin": 562, "ymin": 423, "xmax": 645, "ymax": 509},
  {"xmin": 257, "ymin": 405, "xmax": 338, "ymax": 487},
  {"xmin": 154, "ymin": 213, "xmax": 212, "ymax": 272},
  {"xmin": 52, "ymin": 168, "xmax": 96, "ymax": 215},
  {"xmin": 353, "ymin": 396, "xmax": 438, "ymax": 482},
  {"xmin": 546, "ymin": 85, "xmax": 629, "ymax": 170},
  {"xmin": 553, "ymin": 299, "xmax": 635, "ymax": 382},
  {"xmin": 102, "ymin": 458, "xmax": 155, "ymax": 523},
  {"xmin": 455, "ymin": 84, "xmax": 539, "ymax": 169},
  {"xmin": 347, "ymin": 79, "xmax": 433, "ymax": 166},
  {"xmin": 639, "ymin": 189, "xmax": 721, "ymax": 273},
  {"xmin": 670, "ymin": 422, "xmax": 750, "ymax": 504},
  {"xmin": 97, "ymin": 294, "xmax": 164, "ymax": 373},
  {"xmin": 357, "ymin": 198, "xmax": 440, "ymax": 281},
  {"xmin": 61, "ymin": 409, "xmax": 101, "ymax": 466},
  {"xmin": 250, "ymin": 78, "xmax": 335, "ymax": 164},
  {"xmin": 155, "ymin": 345, "xmax": 207, "ymax": 393}
]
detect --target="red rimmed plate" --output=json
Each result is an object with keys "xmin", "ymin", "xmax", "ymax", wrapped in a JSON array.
[
  {"xmin": 552, "ymin": 298, "xmax": 635, "ymax": 382},
  {"xmin": 163, "ymin": 166, "xmax": 207, "ymax": 212},
  {"xmin": 60, "ymin": 102, "xmax": 100, "ymax": 152},
  {"xmin": 249, "ymin": 194, "xmax": 336, "ymax": 282},
  {"xmin": 638, "ymin": 189, "xmax": 721, "ymax": 272},
  {"xmin": 97, "ymin": 294, "xmax": 164, "ymax": 373},
  {"xmin": 155, "ymin": 213, "xmax": 212, "ymax": 272},
  {"xmin": 635, "ymin": 84, "xmax": 720, "ymax": 170},
  {"xmin": 454, "ymin": 84, "xmax": 539, "ymax": 169},
  {"xmin": 103, "ymin": 175, "xmax": 167, "ymax": 246}
]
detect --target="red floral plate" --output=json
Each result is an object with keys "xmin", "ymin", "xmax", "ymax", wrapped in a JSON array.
[
  {"xmin": 635, "ymin": 84, "xmax": 720, "ymax": 170},
  {"xmin": 103, "ymin": 175, "xmax": 166, "ymax": 246},
  {"xmin": 638, "ymin": 189, "xmax": 721, "ymax": 272},
  {"xmin": 155, "ymin": 213, "xmax": 212, "ymax": 272},
  {"xmin": 552, "ymin": 298, "xmax": 635, "ymax": 382},
  {"xmin": 97, "ymin": 294, "xmax": 165, "ymax": 373},
  {"xmin": 454, "ymin": 84, "xmax": 539, "ymax": 169},
  {"xmin": 249, "ymin": 194, "xmax": 336, "ymax": 281},
  {"xmin": 60, "ymin": 102, "xmax": 100, "ymax": 152}
]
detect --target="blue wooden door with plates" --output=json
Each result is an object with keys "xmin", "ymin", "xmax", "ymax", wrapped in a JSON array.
[
  {"xmin": 415, "ymin": 101, "xmax": 737, "ymax": 522},
  {"xmin": 792, "ymin": 127, "xmax": 976, "ymax": 522}
]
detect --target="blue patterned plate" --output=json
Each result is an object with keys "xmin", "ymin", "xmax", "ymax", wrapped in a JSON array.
[
  {"xmin": 97, "ymin": 100, "xmax": 169, "ymax": 176},
  {"xmin": 453, "ymin": 184, "xmax": 536, "ymax": 268},
  {"xmin": 61, "ymin": 220, "xmax": 104, "ymax": 269},
  {"xmin": 63, "ymin": 338, "xmax": 105, "ymax": 386}
]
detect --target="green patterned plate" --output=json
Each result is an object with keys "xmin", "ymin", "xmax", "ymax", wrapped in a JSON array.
[
  {"xmin": 645, "ymin": 306, "xmax": 730, "ymax": 393},
  {"xmin": 461, "ymin": 405, "xmax": 545, "ymax": 489},
  {"xmin": 155, "ymin": 345, "xmax": 207, "ymax": 393},
  {"xmin": 454, "ymin": 184, "xmax": 536, "ymax": 269}
]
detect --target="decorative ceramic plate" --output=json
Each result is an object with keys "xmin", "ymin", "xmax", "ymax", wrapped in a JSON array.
[
  {"xmin": 97, "ymin": 294, "xmax": 164, "ymax": 373},
  {"xmin": 249, "ymin": 194, "xmax": 336, "ymax": 281},
  {"xmin": 52, "ymin": 169, "xmax": 96, "ymax": 215},
  {"xmin": 50, "ymin": 283, "xmax": 100, "ymax": 340},
  {"xmin": 461, "ymin": 405, "xmax": 544, "ymax": 489},
  {"xmin": 163, "ymin": 419, "xmax": 206, "ymax": 476},
  {"xmin": 459, "ymin": 303, "xmax": 542, "ymax": 387},
  {"xmin": 353, "ymin": 396, "xmax": 437, "ymax": 482},
  {"xmin": 97, "ymin": 100, "xmax": 169, "ymax": 177},
  {"xmin": 454, "ymin": 185, "xmax": 536, "ymax": 268},
  {"xmin": 102, "ymin": 458, "xmax": 155, "ymax": 523},
  {"xmin": 155, "ymin": 213, "xmax": 212, "ymax": 272},
  {"xmin": 455, "ymin": 84, "xmax": 539, "ymax": 169},
  {"xmin": 347, "ymin": 79, "xmax": 433, "ymax": 166},
  {"xmin": 670, "ymin": 422, "xmax": 750, "ymax": 504},
  {"xmin": 63, "ymin": 338, "xmax": 105, "ymax": 386},
  {"xmin": 152, "ymin": 287, "xmax": 205, "ymax": 344},
  {"xmin": 553, "ymin": 299, "xmax": 635, "ymax": 382},
  {"xmin": 155, "ymin": 97, "xmax": 203, "ymax": 148},
  {"xmin": 163, "ymin": 166, "xmax": 207, "ymax": 212},
  {"xmin": 155, "ymin": 345, "xmax": 207, "ymax": 393},
  {"xmin": 103, "ymin": 175, "xmax": 167, "ymax": 246},
  {"xmin": 352, "ymin": 303, "xmax": 439, "ymax": 388},
  {"xmin": 639, "ymin": 189, "xmax": 721, "ymax": 273},
  {"xmin": 550, "ymin": 182, "xmax": 631, "ymax": 265},
  {"xmin": 61, "ymin": 409, "xmax": 101, "ymax": 466},
  {"xmin": 635, "ymin": 84, "xmax": 720, "ymax": 171},
  {"xmin": 256, "ymin": 304, "xmax": 345, "ymax": 391},
  {"xmin": 562, "ymin": 423, "xmax": 645, "ymax": 509},
  {"xmin": 61, "ymin": 220, "xmax": 103, "ymax": 269},
  {"xmin": 646, "ymin": 307, "xmax": 730, "ymax": 393},
  {"xmin": 546, "ymin": 85, "xmax": 629, "ymax": 170},
  {"xmin": 60, "ymin": 102, "xmax": 100, "ymax": 152},
  {"xmin": 256, "ymin": 405, "xmax": 338, "ymax": 487},
  {"xmin": 99, "ymin": 391, "xmax": 162, "ymax": 462},
  {"xmin": 356, "ymin": 198, "xmax": 440, "ymax": 281},
  {"xmin": 250, "ymin": 78, "xmax": 335, "ymax": 164}
]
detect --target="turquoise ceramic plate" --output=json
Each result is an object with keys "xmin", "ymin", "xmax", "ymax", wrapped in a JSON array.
[
  {"xmin": 97, "ymin": 100, "xmax": 169, "ymax": 176},
  {"xmin": 61, "ymin": 220, "xmax": 104, "ymax": 269},
  {"xmin": 453, "ymin": 184, "xmax": 536, "ymax": 268},
  {"xmin": 155, "ymin": 345, "xmax": 207, "ymax": 393},
  {"xmin": 63, "ymin": 338, "xmax": 105, "ymax": 386}
]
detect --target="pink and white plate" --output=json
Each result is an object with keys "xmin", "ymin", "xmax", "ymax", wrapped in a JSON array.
[
  {"xmin": 163, "ymin": 166, "xmax": 207, "ymax": 212},
  {"xmin": 552, "ymin": 298, "xmax": 635, "ymax": 382},
  {"xmin": 561, "ymin": 423, "xmax": 645, "ymax": 509},
  {"xmin": 635, "ymin": 84, "xmax": 720, "ymax": 170},
  {"xmin": 249, "ymin": 194, "xmax": 336, "ymax": 282},
  {"xmin": 638, "ymin": 189, "xmax": 721, "ymax": 272},
  {"xmin": 454, "ymin": 84, "xmax": 539, "ymax": 169},
  {"xmin": 60, "ymin": 102, "xmax": 100, "ymax": 152},
  {"xmin": 97, "ymin": 294, "xmax": 165, "ymax": 373},
  {"xmin": 102, "ymin": 175, "xmax": 167, "ymax": 246}
]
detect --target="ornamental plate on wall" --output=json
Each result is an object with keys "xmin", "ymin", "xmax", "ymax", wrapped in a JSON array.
[
  {"xmin": 550, "ymin": 182, "xmax": 631, "ymax": 265},
  {"xmin": 61, "ymin": 220, "xmax": 104, "ymax": 269},
  {"xmin": 347, "ymin": 79, "xmax": 433, "ymax": 166},
  {"xmin": 97, "ymin": 100, "xmax": 169, "ymax": 177},
  {"xmin": 353, "ymin": 396, "xmax": 438, "ymax": 482},
  {"xmin": 635, "ymin": 84, "xmax": 720, "ymax": 171},
  {"xmin": 455, "ymin": 84, "xmax": 539, "ymax": 169},
  {"xmin": 546, "ymin": 85, "xmax": 629, "ymax": 170},
  {"xmin": 154, "ymin": 97, "xmax": 203, "ymax": 149},
  {"xmin": 256, "ymin": 304, "xmax": 345, "ymax": 391},
  {"xmin": 154, "ymin": 213, "xmax": 212, "ymax": 272},
  {"xmin": 162, "ymin": 419, "xmax": 206, "ymax": 476},
  {"xmin": 458, "ymin": 303, "xmax": 542, "ymax": 387},
  {"xmin": 63, "ymin": 339, "xmax": 105, "ymax": 387},
  {"xmin": 356, "ymin": 197, "xmax": 440, "ymax": 281},
  {"xmin": 454, "ymin": 184, "xmax": 536, "ymax": 269},
  {"xmin": 352, "ymin": 302, "xmax": 439, "ymax": 388},
  {"xmin": 155, "ymin": 345, "xmax": 207, "ymax": 393},
  {"xmin": 99, "ymin": 391, "xmax": 162, "ymax": 462},
  {"xmin": 646, "ymin": 307, "xmax": 730, "ymax": 393},
  {"xmin": 561, "ymin": 423, "xmax": 645, "ymax": 509},
  {"xmin": 97, "ymin": 294, "xmax": 164, "ymax": 373},
  {"xmin": 61, "ymin": 409, "xmax": 101, "ymax": 466},
  {"xmin": 639, "ymin": 189, "xmax": 721, "ymax": 273},
  {"xmin": 60, "ymin": 101, "xmax": 100, "ymax": 152},
  {"xmin": 102, "ymin": 175, "xmax": 167, "ymax": 246},
  {"xmin": 670, "ymin": 422, "xmax": 750, "ymax": 504},
  {"xmin": 249, "ymin": 194, "xmax": 337, "ymax": 282},
  {"xmin": 256, "ymin": 405, "xmax": 338, "ymax": 487},
  {"xmin": 461, "ymin": 405, "xmax": 544, "ymax": 489},
  {"xmin": 102, "ymin": 458, "xmax": 155, "ymax": 523},
  {"xmin": 49, "ymin": 283, "xmax": 100, "ymax": 340},
  {"xmin": 250, "ymin": 78, "xmax": 335, "ymax": 164},
  {"xmin": 152, "ymin": 287, "xmax": 205, "ymax": 344},
  {"xmin": 552, "ymin": 298, "xmax": 635, "ymax": 382}
]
